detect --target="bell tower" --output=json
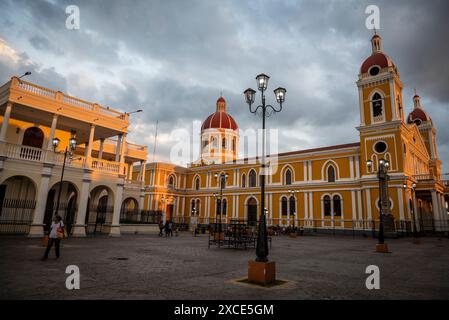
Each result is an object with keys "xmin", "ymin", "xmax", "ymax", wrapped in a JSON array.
[{"xmin": 357, "ymin": 33, "xmax": 405, "ymax": 175}]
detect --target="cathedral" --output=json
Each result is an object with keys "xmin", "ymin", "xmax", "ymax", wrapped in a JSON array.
[{"xmin": 139, "ymin": 33, "xmax": 449, "ymax": 233}]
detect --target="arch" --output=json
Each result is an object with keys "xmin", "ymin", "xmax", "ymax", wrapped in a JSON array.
[
  {"xmin": 323, "ymin": 195, "xmax": 332, "ymax": 216},
  {"xmin": 167, "ymin": 174, "xmax": 176, "ymax": 188},
  {"xmin": 87, "ymin": 185, "xmax": 114, "ymax": 233},
  {"xmin": 246, "ymin": 196, "xmax": 258, "ymax": 225},
  {"xmin": 289, "ymin": 196, "xmax": 296, "ymax": 215},
  {"xmin": 222, "ymin": 137, "xmax": 227, "ymax": 150},
  {"xmin": 333, "ymin": 195, "xmax": 342, "ymax": 216},
  {"xmin": 222, "ymin": 198, "xmax": 227, "ymax": 216},
  {"xmin": 322, "ymin": 160, "xmax": 339, "ymax": 182},
  {"xmin": 281, "ymin": 165, "xmax": 295, "ymax": 185},
  {"xmin": 22, "ymin": 126, "xmax": 44, "ymax": 148},
  {"xmin": 241, "ymin": 173, "xmax": 246, "ymax": 188},
  {"xmin": 195, "ymin": 199, "xmax": 201, "ymax": 216},
  {"xmin": 120, "ymin": 197, "xmax": 139, "ymax": 222},
  {"xmin": 248, "ymin": 169, "xmax": 257, "ymax": 188},
  {"xmin": 327, "ymin": 166, "xmax": 335, "ymax": 182},
  {"xmin": 0, "ymin": 175, "xmax": 37, "ymax": 234},
  {"xmin": 193, "ymin": 175, "xmax": 201, "ymax": 190},
  {"xmin": 45, "ymin": 181, "xmax": 79, "ymax": 234},
  {"xmin": 281, "ymin": 196, "xmax": 288, "ymax": 216},
  {"xmin": 369, "ymin": 90, "xmax": 385, "ymax": 123}
]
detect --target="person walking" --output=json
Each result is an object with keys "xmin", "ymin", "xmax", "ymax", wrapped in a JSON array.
[
  {"xmin": 164, "ymin": 219, "xmax": 172, "ymax": 237},
  {"xmin": 42, "ymin": 215, "xmax": 65, "ymax": 261},
  {"xmin": 158, "ymin": 220, "xmax": 164, "ymax": 236}
]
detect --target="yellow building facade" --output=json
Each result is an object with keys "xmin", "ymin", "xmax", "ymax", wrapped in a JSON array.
[{"xmin": 139, "ymin": 34, "xmax": 449, "ymax": 233}]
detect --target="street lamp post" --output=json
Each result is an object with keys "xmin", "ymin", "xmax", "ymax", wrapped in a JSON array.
[
  {"xmin": 52, "ymin": 134, "xmax": 77, "ymax": 220},
  {"xmin": 244, "ymin": 74, "xmax": 286, "ymax": 285},
  {"xmin": 214, "ymin": 172, "xmax": 228, "ymax": 247},
  {"xmin": 288, "ymin": 189, "xmax": 298, "ymax": 235},
  {"xmin": 403, "ymin": 183, "xmax": 420, "ymax": 243},
  {"xmin": 366, "ymin": 158, "xmax": 390, "ymax": 253}
]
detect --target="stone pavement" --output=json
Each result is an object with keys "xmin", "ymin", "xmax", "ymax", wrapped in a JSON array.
[{"xmin": 0, "ymin": 233, "xmax": 448, "ymax": 299}]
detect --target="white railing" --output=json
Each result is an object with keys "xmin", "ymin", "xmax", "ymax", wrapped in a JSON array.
[
  {"xmin": 16, "ymin": 81, "xmax": 56, "ymax": 99},
  {"xmin": 1, "ymin": 142, "xmax": 121, "ymax": 175},
  {"xmin": 91, "ymin": 158, "xmax": 121, "ymax": 174},
  {"xmin": 5, "ymin": 143, "xmax": 45, "ymax": 162},
  {"xmin": 12, "ymin": 79, "xmax": 127, "ymax": 120}
]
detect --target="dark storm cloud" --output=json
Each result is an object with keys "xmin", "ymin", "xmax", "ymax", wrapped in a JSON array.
[{"xmin": 0, "ymin": 0, "xmax": 448, "ymax": 172}]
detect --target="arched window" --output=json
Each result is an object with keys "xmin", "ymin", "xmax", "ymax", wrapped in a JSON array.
[
  {"xmin": 191, "ymin": 200, "xmax": 196, "ymax": 215},
  {"xmin": 249, "ymin": 170, "xmax": 257, "ymax": 188},
  {"xmin": 324, "ymin": 195, "xmax": 331, "ymax": 216},
  {"xmin": 222, "ymin": 138, "xmax": 226, "ymax": 149},
  {"xmin": 333, "ymin": 195, "xmax": 341, "ymax": 216},
  {"xmin": 196, "ymin": 199, "xmax": 200, "ymax": 215},
  {"xmin": 194, "ymin": 177, "xmax": 200, "ymax": 190},
  {"xmin": 219, "ymin": 175, "xmax": 226, "ymax": 189},
  {"xmin": 22, "ymin": 127, "xmax": 44, "ymax": 148},
  {"xmin": 211, "ymin": 137, "xmax": 217, "ymax": 148},
  {"xmin": 241, "ymin": 174, "xmax": 246, "ymax": 188},
  {"xmin": 289, "ymin": 196, "xmax": 296, "ymax": 215},
  {"xmin": 168, "ymin": 175, "xmax": 175, "ymax": 188},
  {"xmin": 285, "ymin": 169, "xmax": 292, "ymax": 185},
  {"xmin": 327, "ymin": 166, "xmax": 336, "ymax": 182},
  {"xmin": 216, "ymin": 198, "xmax": 222, "ymax": 215},
  {"xmin": 372, "ymin": 93, "xmax": 383, "ymax": 121},
  {"xmin": 222, "ymin": 199, "xmax": 227, "ymax": 216},
  {"xmin": 281, "ymin": 197, "xmax": 288, "ymax": 216}
]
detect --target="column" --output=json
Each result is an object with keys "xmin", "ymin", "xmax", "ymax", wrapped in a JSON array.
[
  {"xmin": 441, "ymin": 194, "xmax": 448, "ymax": 230},
  {"xmin": 351, "ymin": 190, "xmax": 357, "ymax": 222},
  {"xmin": 119, "ymin": 134, "xmax": 127, "ymax": 164},
  {"xmin": 28, "ymin": 165, "xmax": 52, "ymax": 237},
  {"xmin": 139, "ymin": 160, "xmax": 146, "ymax": 184},
  {"xmin": 47, "ymin": 114, "xmax": 59, "ymax": 150},
  {"xmin": 85, "ymin": 124, "xmax": 95, "ymax": 167},
  {"xmin": 366, "ymin": 189, "xmax": 372, "ymax": 221},
  {"xmin": 309, "ymin": 192, "xmax": 314, "ymax": 227},
  {"xmin": 109, "ymin": 182, "xmax": 124, "ymax": 237},
  {"xmin": 72, "ymin": 176, "xmax": 91, "ymax": 237},
  {"xmin": 431, "ymin": 190, "xmax": 440, "ymax": 231},
  {"xmin": 115, "ymin": 134, "xmax": 122, "ymax": 162},
  {"xmin": 357, "ymin": 190, "xmax": 363, "ymax": 228},
  {"xmin": 235, "ymin": 195, "xmax": 240, "ymax": 219},
  {"xmin": 98, "ymin": 138, "xmax": 105, "ymax": 160},
  {"xmin": 0, "ymin": 102, "xmax": 12, "ymax": 142},
  {"xmin": 148, "ymin": 194, "xmax": 154, "ymax": 210},
  {"xmin": 396, "ymin": 187, "xmax": 405, "ymax": 222},
  {"xmin": 304, "ymin": 192, "xmax": 309, "ymax": 225},
  {"xmin": 349, "ymin": 157, "xmax": 354, "ymax": 179},
  {"xmin": 355, "ymin": 157, "xmax": 360, "ymax": 178}
]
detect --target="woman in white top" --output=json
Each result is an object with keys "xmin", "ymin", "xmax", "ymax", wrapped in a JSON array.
[{"xmin": 42, "ymin": 215, "xmax": 64, "ymax": 261}]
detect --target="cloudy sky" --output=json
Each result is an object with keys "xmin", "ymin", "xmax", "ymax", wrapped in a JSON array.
[{"xmin": 0, "ymin": 0, "xmax": 448, "ymax": 173}]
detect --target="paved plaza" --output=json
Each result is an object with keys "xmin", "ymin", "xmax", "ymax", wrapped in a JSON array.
[{"xmin": 0, "ymin": 233, "xmax": 448, "ymax": 300}]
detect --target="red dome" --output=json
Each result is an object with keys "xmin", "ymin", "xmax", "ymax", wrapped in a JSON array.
[
  {"xmin": 201, "ymin": 111, "xmax": 238, "ymax": 131},
  {"xmin": 360, "ymin": 52, "xmax": 392, "ymax": 74},
  {"xmin": 407, "ymin": 108, "xmax": 431, "ymax": 124}
]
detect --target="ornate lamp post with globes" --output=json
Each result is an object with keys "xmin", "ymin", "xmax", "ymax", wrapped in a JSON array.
[
  {"xmin": 244, "ymin": 74, "xmax": 286, "ymax": 285},
  {"xmin": 366, "ymin": 158, "xmax": 390, "ymax": 253},
  {"xmin": 51, "ymin": 134, "xmax": 77, "ymax": 218}
]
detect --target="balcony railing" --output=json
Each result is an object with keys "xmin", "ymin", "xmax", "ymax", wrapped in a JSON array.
[
  {"xmin": 12, "ymin": 79, "xmax": 127, "ymax": 120},
  {"xmin": 1, "ymin": 142, "xmax": 122, "ymax": 175},
  {"xmin": 414, "ymin": 174, "xmax": 441, "ymax": 181}
]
